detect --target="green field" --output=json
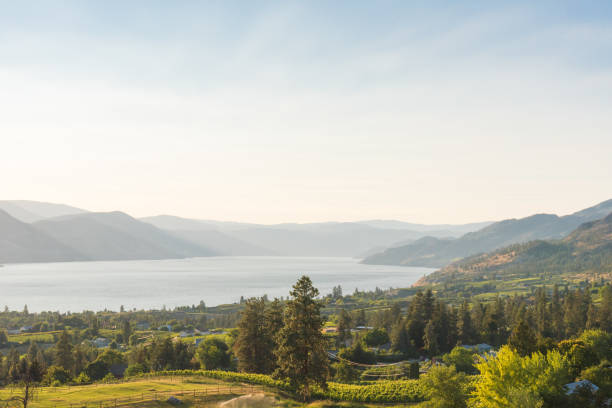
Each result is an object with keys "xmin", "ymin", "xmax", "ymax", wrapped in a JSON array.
[{"xmin": 0, "ymin": 376, "xmax": 253, "ymax": 407}]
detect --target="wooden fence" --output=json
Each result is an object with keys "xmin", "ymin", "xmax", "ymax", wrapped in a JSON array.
[{"xmin": 6, "ymin": 383, "xmax": 267, "ymax": 408}]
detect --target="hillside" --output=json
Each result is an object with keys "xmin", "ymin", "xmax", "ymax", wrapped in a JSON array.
[
  {"xmin": 142, "ymin": 215, "xmax": 488, "ymax": 257},
  {"xmin": 0, "ymin": 200, "xmax": 87, "ymax": 223},
  {"xmin": 34, "ymin": 212, "xmax": 216, "ymax": 261},
  {"xmin": 142, "ymin": 215, "xmax": 275, "ymax": 255},
  {"xmin": 416, "ymin": 212, "xmax": 612, "ymax": 286},
  {"xmin": 363, "ymin": 198, "xmax": 612, "ymax": 268},
  {"xmin": 0, "ymin": 210, "xmax": 86, "ymax": 263}
]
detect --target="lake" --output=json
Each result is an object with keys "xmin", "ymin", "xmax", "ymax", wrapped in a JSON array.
[{"xmin": 0, "ymin": 257, "xmax": 434, "ymax": 312}]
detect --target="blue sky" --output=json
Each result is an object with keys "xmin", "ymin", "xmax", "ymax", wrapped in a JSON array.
[{"xmin": 1, "ymin": 1, "xmax": 611, "ymax": 223}]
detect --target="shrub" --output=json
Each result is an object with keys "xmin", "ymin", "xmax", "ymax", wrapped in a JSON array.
[
  {"xmin": 43, "ymin": 365, "xmax": 72, "ymax": 385},
  {"xmin": 74, "ymin": 372, "xmax": 91, "ymax": 384},
  {"xmin": 102, "ymin": 372, "xmax": 116, "ymax": 383},
  {"xmin": 443, "ymin": 347, "xmax": 477, "ymax": 374},
  {"xmin": 363, "ymin": 328, "xmax": 390, "ymax": 347},
  {"xmin": 419, "ymin": 365, "xmax": 469, "ymax": 408},
  {"xmin": 196, "ymin": 338, "xmax": 231, "ymax": 370},
  {"xmin": 473, "ymin": 345, "xmax": 572, "ymax": 408},
  {"xmin": 125, "ymin": 363, "xmax": 147, "ymax": 377}
]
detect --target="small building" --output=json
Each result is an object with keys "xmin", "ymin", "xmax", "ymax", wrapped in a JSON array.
[
  {"xmin": 93, "ymin": 337, "xmax": 109, "ymax": 348},
  {"xmin": 461, "ymin": 343, "xmax": 493, "ymax": 353},
  {"xmin": 19, "ymin": 325, "xmax": 33, "ymax": 333},
  {"xmin": 564, "ymin": 380, "xmax": 599, "ymax": 395},
  {"xmin": 322, "ymin": 327, "xmax": 338, "ymax": 334}
]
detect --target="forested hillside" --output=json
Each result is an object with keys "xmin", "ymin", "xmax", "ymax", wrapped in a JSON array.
[
  {"xmin": 417, "ymin": 212, "xmax": 612, "ymax": 286},
  {"xmin": 363, "ymin": 198, "xmax": 612, "ymax": 267}
]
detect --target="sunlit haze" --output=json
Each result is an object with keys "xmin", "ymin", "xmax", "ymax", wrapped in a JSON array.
[{"xmin": 2, "ymin": 1, "xmax": 611, "ymax": 224}]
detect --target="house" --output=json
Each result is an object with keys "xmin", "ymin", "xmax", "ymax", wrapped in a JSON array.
[
  {"xmin": 461, "ymin": 343, "xmax": 493, "ymax": 353},
  {"xmin": 322, "ymin": 327, "xmax": 338, "ymax": 334},
  {"xmin": 564, "ymin": 380, "xmax": 599, "ymax": 395},
  {"xmin": 93, "ymin": 337, "xmax": 109, "ymax": 348},
  {"xmin": 19, "ymin": 326, "xmax": 33, "ymax": 333}
]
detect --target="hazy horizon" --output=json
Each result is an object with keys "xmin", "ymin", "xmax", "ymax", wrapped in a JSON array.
[{"xmin": 2, "ymin": 1, "xmax": 611, "ymax": 224}]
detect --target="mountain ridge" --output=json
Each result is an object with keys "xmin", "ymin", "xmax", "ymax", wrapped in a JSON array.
[{"xmin": 362, "ymin": 198, "xmax": 612, "ymax": 268}]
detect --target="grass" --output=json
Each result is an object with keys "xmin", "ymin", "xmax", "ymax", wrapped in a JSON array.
[{"xmin": 0, "ymin": 376, "xmax": 247, "ymax": 408}]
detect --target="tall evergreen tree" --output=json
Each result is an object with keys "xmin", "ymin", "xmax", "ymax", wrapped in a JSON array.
[
  {"xmin": 336, "ymin": 309, "xmax": 352, "ymax": 348},
  {"xmin": 234, "ymin": 297, "xmax": 276, "ymax": 373},
  {"xmin": 274, "ymin": 276, "xmax": 329, "ymax": 401},
  {"xmin": 423, "ymin": 320, "xmax": 439, "ymax": 356},
  {"xmin": 508, "ymin": 320, "xmax": 536, "ymax": 357},
  {"xmin": 54, "ymin": 330, "xmax": 74, "ymax": 372},
  {"xmin": 457, "ymin": 300, "xmax": 476, "ymax": 345}
]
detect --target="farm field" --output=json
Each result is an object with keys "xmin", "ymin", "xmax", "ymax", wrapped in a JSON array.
[{"xmin": 0, "ymin": 376, "xmax": 257, "ymax": 408}]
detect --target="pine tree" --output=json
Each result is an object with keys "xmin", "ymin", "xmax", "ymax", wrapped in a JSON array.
[
  {"xmin": 508, "ymin": 320, "xmax": 536, "ymax": 357},
  {"xmin": 54, "ymin": 330, "xmax": 74, "ymax": 372},
  {"xmin": 390, "ymin": 318, "xmax": 412, "ymax": 356},
  {"xmin": 423, "ymin": 320, "xmax": 439, "ymax": 356},
  {"xmin": 336, "ymin": 309, "xmax": 352, "ymax": 348},
  {"xmin": 121, "ymin": 320, "xmax": 132, "ymax": 345},
  {"xmin": 274, "ymin": 276, "xmax": 329, "ymax": 401},
  {"xmin": 550, "ymin": 284, "xmax": 564, "ymax": 339},
  {"xmin": 457, "ymin": 300, "xmax": 475, "ymax": 345},
  {"xmin": 234, "ymin": 297, "xmax": 275, "ymax": 373}
]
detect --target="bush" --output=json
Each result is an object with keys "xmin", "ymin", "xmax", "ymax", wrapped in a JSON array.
[
  {"xmin": 339, "ymin": 342, "xmax": 376, "ymax": 365},
  {"xmin": 363, "ymin": 328, "xmax": 390, "ymax": 347},
  {"xmin": 74, "ymin": 372, "xmax": 91, "ymax": 384},
  {"xmin": 196, "ymin": 338, "xmax": 231, "ymax": 370},
  {"xmin": 442, "ymin": 347, "xmax": 477, "ymax": 374},
  {"xmin": 102, "ymin": 372, "xmax": 116, "ymax": 383},
  {"xmin": 125, "ymin": 363, "xmax": 147, "ymax": 377},
  {"xmin": 420, "ymin": 365, "xmax": 469, "ymax": 408},
  {"xmin": 473, "ymin": 345, "xmax": 572, "ymax": 408},
  {"xmin": 43, "ymin": 365, "xmax": 72, "ymax": 385}
]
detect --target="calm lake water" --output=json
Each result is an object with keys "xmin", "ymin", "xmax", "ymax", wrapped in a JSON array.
[{"xmin": 0, "ymin": 257, "xmax": 434, "ymax": 312}]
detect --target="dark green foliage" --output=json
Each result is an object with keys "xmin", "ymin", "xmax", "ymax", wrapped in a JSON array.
[
  {"xmin": 54, "ymin": 330, "xmax": 74, "ymax": 373},
  {"xmin": 43, "ymin": 365, "xmax": 71, "ymax": 385},
  {"xmin": 274, "ymin": 276, "xmax": 329, "ymax": 400},
  {"xmin": 233, "ymin": 297, "xmax": 277, "ymax": 373},
  {"xmin": 509, "ymin": 320, "xmax": 537, "ymax": 356},
  {"xmin": 196, "ymin": 337, "xmax": 231, "ymax": 370},
  {"xmin": 442, "ymin": 346, "xmax": 476, "ymax": 374},
  {"xmin": 339, "ymin": 341, "xmax": 376, "ymax": 365},
  {"xmin": 363, "ymin": 328, "xmax": 389, "ymax": 347}
]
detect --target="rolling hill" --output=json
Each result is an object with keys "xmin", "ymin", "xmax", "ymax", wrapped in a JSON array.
[
  {"xmin": 363, "ymin": 198, "xmax": 612, "ymax": 268},
  {"xmin": 0, "ymin": 210, "xmax": 86, "ymax": 263},
  {"xmin": 0, "ymin": 200, "xmax": 87, "ymax": 223},
  {"xmin": 141, "ymin": 215, "xmax": 486, "ymax": 257},
  {"xmin": 416, "ymin": 212, "xmax": 612, "ymax": 286},
  {"xmin": 33, "ymin": 212, "xmax": 216, "ymax": 261}
]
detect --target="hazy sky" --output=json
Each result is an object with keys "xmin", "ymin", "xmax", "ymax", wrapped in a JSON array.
[{"xmin": 1, "ymin": 1, "xmax": 611, "ymax": 224}]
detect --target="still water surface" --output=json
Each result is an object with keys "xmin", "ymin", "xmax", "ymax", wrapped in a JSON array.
[{"xmin": 0, "ymin": 257, "xmax": 434, "ymax": 312}]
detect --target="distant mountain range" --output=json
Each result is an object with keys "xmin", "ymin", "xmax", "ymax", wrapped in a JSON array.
[
  {"xmin": 415, "ymin": 212, "xmax": 612, "ymax": 286},
  {"xmin": 0, "ymin": 200, "xmax": 490, "ymax": 264},
  {"xmin": 362, "ymin": 198, "xmax": 612, "ymax": 268}
]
